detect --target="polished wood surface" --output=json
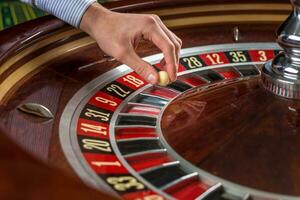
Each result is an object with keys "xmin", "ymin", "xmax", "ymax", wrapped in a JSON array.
[
  {"xmin": 0, "ymin": 130, "xmax": 116, "ymax": 199},
  {"xmin": 0, "ymin": 23, "xmax": 280, "ymax": 166},
  {"xmin": 0, "ymin": 0, "xmax": 291, "ymax": 199},
  {"xmin": 162, "ymin": 77, "xmax": 300, "ymax": 196}
]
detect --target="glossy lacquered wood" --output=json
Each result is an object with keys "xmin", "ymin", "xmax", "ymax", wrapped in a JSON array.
[
  {"xmin": 162, "ymin": 77, "xmax": 300, "ymax": 196},
  {"xmin": 0, "ymin": 130, "xmax": 116, "ymax": 200},
  {"xmin": 0, "ymin": 24, "xmax": 279, "ymax": 162}
]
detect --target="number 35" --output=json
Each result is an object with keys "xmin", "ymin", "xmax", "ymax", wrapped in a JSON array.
[{"xmin": 229, "ymin": 51, "xmax": 247, "ymax": 62}]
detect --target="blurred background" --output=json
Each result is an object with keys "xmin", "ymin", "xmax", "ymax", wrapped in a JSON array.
[{"xmin": 0, "ymin": 0, "xmax": 114, "ymax": 30}]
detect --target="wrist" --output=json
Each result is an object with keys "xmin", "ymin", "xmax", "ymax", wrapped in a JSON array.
[{"xmin": 80, "ymin": 3, "xmax": 111, "ymax": 36}]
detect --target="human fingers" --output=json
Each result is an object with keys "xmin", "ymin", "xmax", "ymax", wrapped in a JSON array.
[
  {"xmin": 142, "ymin": 16, "xmax": 178, "ymax": 82},
  {"xmin": 152, "ymin": 15, "xmax": 182, "ymax": 64},
  {"xmin": 115, "ymin": 45, "xmax": 159, "ymax": 85}
]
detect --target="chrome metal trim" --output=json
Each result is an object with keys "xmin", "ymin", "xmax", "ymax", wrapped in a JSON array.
[
  {"xmin": 216, "ymin": 72, "xmax": 226, "ymax": 79},
  {"xmin": 232, "ymin": 66, "xmax": 245, "ymax": 77},
  {"xmin": 193, "ymin": 75, "xmax": 211, "ymax": 83},
  {"xmin": 117, "ymin": 113, "xmax": 158, "ymax": 118},
  {"xmin": 115, "ymin": 125, "xmax": 157, "ymax": 129},
  {"xmin": 243, "ymin": 193, "xmax": 251, "ymax": 200},
  {"xmin": 123, "ymin": 149, "xmax": 168, "ymax": 159},
  {"xmin": 116, "ymin": 137, "xmax": 160, "ymax": 143},
  {"xmin": 160, "ymin": 172, "xmax": 199, "ymax": 191},
  {"xmin": 139, "ymin": 161, "xmax": 180, "ymax": 175},
  {"xmin": 262, "ymin": 58, "xmax": 300, "ymax": 99},
  {"xmin": 138, "ymin": 93, "xmax": 171, "ymax": 102},
  {"xmin": 126, "ymin": 102, "xmax": 163, "ymax": 109},
  {"xmin": 18, "ymin": 103, "xmax": 54, "ymax": 119},
  {"xmin": 262, "ymin": 1, "xmax": 300, "ymax": 100},
  {"xmin": 233, "ymin": 26, "xmax": 240, "ymax": 42},
  {"xmin": 195, "ymin": 183, "xmax": 223, "ymax": 200}
]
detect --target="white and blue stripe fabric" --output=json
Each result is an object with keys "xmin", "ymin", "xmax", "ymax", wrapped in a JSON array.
[{"xmin": 21, "ymin": 0, "xmax": 97, "ymax": 27}]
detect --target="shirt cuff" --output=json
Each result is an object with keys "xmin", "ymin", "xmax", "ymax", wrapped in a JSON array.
[{"xmin": 35, "ymin": 0, "xmax": 97, "ymax": 27}]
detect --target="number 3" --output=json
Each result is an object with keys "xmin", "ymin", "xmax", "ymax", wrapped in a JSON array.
[{"xmin": 258, "ymin": 51, "xmax": 268, "ymax": 61}]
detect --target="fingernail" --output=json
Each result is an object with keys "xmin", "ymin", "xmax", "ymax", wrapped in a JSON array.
[{"xmin": 147, "ymin": 74, "xmax": 156, "ymax": 84}]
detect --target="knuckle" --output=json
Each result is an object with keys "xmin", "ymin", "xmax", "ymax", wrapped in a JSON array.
[
  {"xmin": 174, "ymin": 41, "xmax": 181, "ymax": 50},
  {"xmin": 178, "ymin": 38, "xmax": 183, "ymax": 46},
  {"xmin": 144, "ymin": 15, "xmax": 157, "ymax": 26},
  {"xmin": 165, "ymin": 43, "xmax": 175, "ymax": 53},
  {"xmin": 151, "ymin": 14, "xmax": 160, "ymax": 21}
]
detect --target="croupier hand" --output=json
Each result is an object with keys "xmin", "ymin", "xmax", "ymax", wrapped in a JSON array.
[{"xmin": 80, "ymin": 3, "xmax": 182, "ymax": 85}]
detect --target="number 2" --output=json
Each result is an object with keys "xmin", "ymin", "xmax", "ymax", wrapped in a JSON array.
[{"xmin": 206, "ymin": 53, "xmax": 224, "ymax": 65}]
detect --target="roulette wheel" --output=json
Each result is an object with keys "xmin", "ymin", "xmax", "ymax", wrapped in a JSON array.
[{"xmin": 1, "ymin": 0, "xmax": 300, "ymax": 199}]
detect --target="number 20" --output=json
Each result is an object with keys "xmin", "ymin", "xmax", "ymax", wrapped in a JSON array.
[{"xmin": 82, "ymin": 139, "xmax": 112, "ymax": 152}]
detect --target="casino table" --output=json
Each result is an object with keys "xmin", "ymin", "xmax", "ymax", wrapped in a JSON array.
[{"xmin": 1, "ymin": 0, "xmax": 299, "ymax": 199}]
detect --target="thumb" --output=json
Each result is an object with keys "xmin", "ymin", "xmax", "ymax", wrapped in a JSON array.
[{"xmin": 119, "ymin": 47, "xmax": 158, "ymax": 85}]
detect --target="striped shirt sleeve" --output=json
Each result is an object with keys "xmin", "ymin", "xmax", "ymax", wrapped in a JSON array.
[{"xmin": 20, "ymin": 0, "xmax": 97, "ymax": 27}]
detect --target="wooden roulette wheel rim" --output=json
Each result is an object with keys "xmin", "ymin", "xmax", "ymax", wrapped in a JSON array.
[{"xmin": 0, "ymin": 0, "xmax": 296, "ymax": 199}]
